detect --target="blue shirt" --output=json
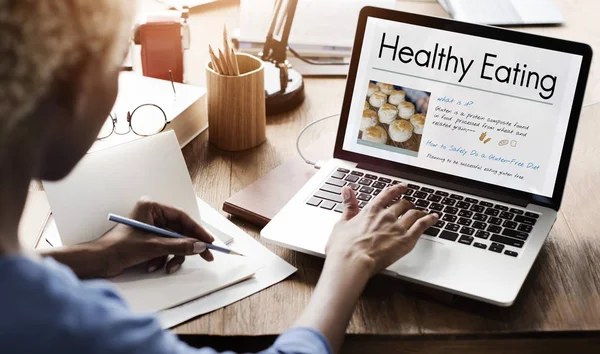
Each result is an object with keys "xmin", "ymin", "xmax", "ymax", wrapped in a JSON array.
[{"xmin": 0, "ymin": 255, "xmax": 331, "ymax": 354}]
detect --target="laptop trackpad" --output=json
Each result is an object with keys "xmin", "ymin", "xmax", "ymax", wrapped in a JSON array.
[{"xmin": 388, "ymin": 237, "xmax": 452, "ymax": 279}]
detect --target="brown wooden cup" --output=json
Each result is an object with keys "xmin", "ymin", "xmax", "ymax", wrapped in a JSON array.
[{"xmin": 206, "ymin": 53, "xmax": 266, "ymax": 151}]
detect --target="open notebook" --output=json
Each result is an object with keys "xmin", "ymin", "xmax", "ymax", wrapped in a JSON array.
[{"xmin": 43, "ymin": 131, "xmax": 257, "ymax": 313}]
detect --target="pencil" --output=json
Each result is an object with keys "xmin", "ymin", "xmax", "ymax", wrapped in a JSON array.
[
  {"xmin": 208, "ymin": 45, "xmax": 224, "ymax": 75},
  {"xmin": 218, "ymin": 48, "xmax": 232, "ymax": 75},
  {"xmin": 223, "ymin": 26, "xmax": 237, "ymax": 76},
  {"xmin": 107, "ymin": 213, "xmax": 245, "ymax": 256},
  {"xmin": 230, "ymin": 48, "xmax": 240, "ymax": 76}
]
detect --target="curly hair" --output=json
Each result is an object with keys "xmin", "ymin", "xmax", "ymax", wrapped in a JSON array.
[{"xmin": 0, "ymin": 0, "xmax": 134, "ymax": 146}]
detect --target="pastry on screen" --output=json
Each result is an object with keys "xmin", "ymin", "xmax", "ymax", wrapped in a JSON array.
[
  {"xmin": 410, "ymin": 113, "xmax": 426, "ymax": 134},
  {"xmin": 361, "ymin": 109, "xmax": 378, "ymax": 131},
  {"xmin": 364, "ymin": 100, "xmax": 370, "ymax": 110},
  {"xmin": 398, "ymin": 101, "xmax": 415, "ymax": 119},
  {"xmin": 369, "ymin": 91, "xmax": 387, "ymax": 108},
  {"xmin": 377, "ymin": 82, "xmax": 394, "ymax": 95},
  {"xmin": 388, "ymin": 90, "xmax": 406, "ymax": 105},
  {"xmin": 363, "ymin": 126, "xmax": 388, "ymax": 144},
  {"xmin": 367, "ymin": 82, "xmax": 380, "ymax": 97},
  {"xmin": 389, "ymin": 119, "xmax": 413, "ymax": 143},
  {"xmin": 377, "ymin": 103, "xmax": 398, "ymax": 124}
]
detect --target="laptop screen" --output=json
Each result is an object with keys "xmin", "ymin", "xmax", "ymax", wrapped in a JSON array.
[{"xmin": 341, "ymin": 17, "xmax": 584, "ymax": 198}]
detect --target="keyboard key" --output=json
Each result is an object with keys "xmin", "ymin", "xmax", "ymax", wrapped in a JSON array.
[
  {"xmin": 489, "ymin": 243, "xmax": 504, "ymax": 253},
  {"xmin": 421, "ymin": 187, "xmax": 435, "ymax": 193},
  {"xmin": 365, "ymin": 174, "xmax": 378, "ymax": 179},
  {"xmin": 480, "ymin": 201, "xmax": 493, "ymax": 207},
  {"xmin": 358, "ymin": 178, "xmax": 373, "ymax": 186},
  {"xmin": 473, "ymin": 242, "xmax": 487, "ymax": 249},
  {"xmin": 306, "ymin": 197, "xmax": 322, "ymax": 207},
  {"xmin": 487, "ymin": 225, "xmax": 502, "ymax": 233},
  {"xmin": 465, "ymin": 197, "xmax": 479, "ymax": 204},
  {"xmin": 314, "ymin": 190, "xmax": 343, "ymax": 203},
  {"xmin": 443, "ymin": 207, "xmax": 459, "ymax": 215},
  {"xmin": 510, "ymin": 208, "xmax": 524, "ymax": 215},
  {"xmin": 320, "ymin": 184, "xmax": 342, "ymax": 194},
  {"xmin": 391, "ymin": 180, "xmax": 401, "ymax": 185},
  {"xmin": 460, "ymin": 226, "xmax": 475, "ymax": 235},
  {"xmin": 472, "ymin": 213, "xmax": 488, "ymax": 222},
  {"xmin": 372, "ymin": 181, "xmax": 387, "ymax": 189},
  {"xmin": 337, "ymin": 168, "xmax": 350, "ymax": 173},
  {"xmin": 515, "ymin": 215, "xmax": 537, "ymax": 226},
  {"xmin": 445, "ymin": 223, "xmax": 460, "ymax": 231},
  {"xmin": 427, "ymin": 194, "xmax": 442, "ymax": 203},
  {"xmin": 517, "ymin": 224, "xmax": 533, "ymax": 233},
  {"xmin": 435, "ymin": 190, "xmax": 449, "ymax": 196},
  {"xmin": 456, "ymin": 201, "xmax": 471, "ymax": 209},
  {"xmin": 499, "ymin": 211, "xmax": 514, "ymax": 220},
  {"xmin": 525, "ymin": 212, "xmax": 540, "ymax": 219},
  {"xmin": 320, "ymin": 200, "xmax": 335, "ymax": 210},
  {"xmin": 351, "ymin": 171, "xmax": 364, "ymax": 176},
  {"xmin": 489, "ymin": 217, "xmax": 502, "ymax": 225},
  {"xmin": 457, "ymin": 218, "xmax": 472, "ymax": 226},
  {"xmin": 345, "ymin": 175, "xmax": 359, "ymax": 183},
  {"xmin": 450, "ymin": 194, "xmax": 464, "ymax": 200},
  {"xmin": 326, "ymin": 178, "xmax": 345, "ymax": 187},
  {"xmin": 470, "ymin": 205, "xmax": 485, "ymax": 213},
  {"xmin": 415, "ymin": 199, "xmax": 430, "ymax": 208},
  {"xmin": 334, "ymin": 204, "xmax": 345, "ymax": 213},
  {"xmin": 414, "ymin": 191, "xmax": 428, "ymax": 199},
  {"xmin": 442, "ymin": 198, "xmax": 456, "ymax": 206},
  {"xmin": 357, "ymin": 193, "xmax": 372, "ymax": 202},
  {"xmin": 439, "ymin": 230, "xmax": 459, "ymax": 241},
  {"xmin": 430, "ymin": 203, "xmax": 444, "ymax": 211},
  {"xmin": 331, "ymin": 171, "xmax": 346, "ymax": 179},
  {"xmin": 408, "ymin": 184, "xmax": 420, "ymax": 189},
  {"xmin": 504, "ymin": 250, "xmax": 518, "ymax": 257},
  {"xmin": 475, "ymin": 230, "xmax": 490, "ymax": 239},
  {"xmin": 359, "ymin": 201, "xmax": 368, "ymax": 208},
  {"xmin": 405, "ymin": 189, "xmax": 414, "ymax": 196},
  {"xmin": 424, "ymin": 227, "xmax": 440, "ymax": 237},
  {"xmin": 348, "ymin": 183, "xmax": 360, "ymax": 191},
  {"xmin": 494, "ymin": 204, "xmax": 509, "ymax": 211},
  {"xmin": 458, "ymin": 210, "xmax": 473, "ymax": 218},
  {"xmin": 373, "ymin": 190, "xmax": 381, "ymax": 196},
  {"xmin": 458, "ymin": 235, "xmax": 474, "ymax": 245},
  {"xmin": 484, "ymin": 208, "xmax": 500, "ymax": 216},
  {"xmin": 502, "ymin": 228, "xmax": 529, "ymax": 240},
  {"xmin": 359, "ymin": 186, "xmax": 374, "ymax": 194},
  {"xmin": 472, "ymin": 221, "xmax": 487, "ymax": 230},
  {"xmin": 434, "ymin": 220, "xmax": 445, "ymax": 228},
  {"xmin": 415, "ymin": 207, "xmax": 427, "ymax": 212},
  {"xmin": 503, "ymin": 220, "xmax": 518, "ymax": 229},
  {"xmin": 378, "ymin": 177, "xmax": 391, "ymax": 183},
  {"xmin": 490, "ymin": 234, "xmax": 524, "ymax": 248},
  {"xmin": 403, "ymin": 196, "xmax": 416, "ymax": 203}
]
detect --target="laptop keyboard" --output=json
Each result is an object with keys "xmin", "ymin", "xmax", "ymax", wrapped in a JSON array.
[{"xmin": 306, "ymin": 168, "xmax": 541, "ymax": 258}]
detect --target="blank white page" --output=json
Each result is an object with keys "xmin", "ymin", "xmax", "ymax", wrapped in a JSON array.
[{"xmin": 448, "ymin": 0, "xmax": 563, "ymax": 26}]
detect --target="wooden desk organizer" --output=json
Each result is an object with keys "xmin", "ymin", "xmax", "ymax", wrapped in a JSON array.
[{"xmin": 206, "ymin": 53, "xmax": 266, "ymax": 151}]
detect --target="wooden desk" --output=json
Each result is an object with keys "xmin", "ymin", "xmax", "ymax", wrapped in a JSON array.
[{"xmin": 138, "ymin": 0, "xmax": 600, "ymax": 352}]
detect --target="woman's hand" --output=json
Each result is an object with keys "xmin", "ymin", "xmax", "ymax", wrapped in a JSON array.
[
  {"xmin": 326, "ymin": 183, "xmax": 438, "ymax": 276},
  {"xmin": 96, "ymin": 198, "xmax": 215, "ymax": 277},
  {"xmin": 43, "ymin": 198, "xmax": 215, "ymax": 279}
]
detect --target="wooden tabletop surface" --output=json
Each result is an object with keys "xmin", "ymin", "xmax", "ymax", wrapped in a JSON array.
[{"xmin": 137, "ymin": 0, "xmax": 600, "ymax": 349}]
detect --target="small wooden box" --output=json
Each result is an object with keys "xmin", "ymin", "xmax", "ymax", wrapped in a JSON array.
[{"xmin": 206, "ymin": 53, "xmax": 266, "ymax": 151}]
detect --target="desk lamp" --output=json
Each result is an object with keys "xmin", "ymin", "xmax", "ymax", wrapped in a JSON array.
[{"xmin": 260, "ymin": 0, "xmax": 305, "ymax": 115}]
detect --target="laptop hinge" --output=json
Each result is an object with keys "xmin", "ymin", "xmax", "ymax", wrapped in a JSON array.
[{"xmin": 357, "ymin": 162, "xmax": 530, "ymax": 208}]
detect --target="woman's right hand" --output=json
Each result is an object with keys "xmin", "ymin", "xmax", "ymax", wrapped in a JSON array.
[{"xmin": 325, "ymin": 183, "xmax": 438, "ymax": 277}]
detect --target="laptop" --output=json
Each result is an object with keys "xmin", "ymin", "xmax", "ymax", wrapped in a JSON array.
[{"xmin": 261, "ymin": 7, "xmax": 592, "ymax": 306}]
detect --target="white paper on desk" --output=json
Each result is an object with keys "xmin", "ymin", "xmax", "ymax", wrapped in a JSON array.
[
  {"xmin": 43, "ymin": 131, "xmax": 230, "ymax": 246},
  {"xmin": 239, "ymin": 0, "xmax": 394, "ymax": 48},
  {"xmin": 157, "ymin": 197, "xmax": 297, "ymax": 329}
]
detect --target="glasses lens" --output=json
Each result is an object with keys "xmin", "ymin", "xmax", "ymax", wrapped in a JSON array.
[
  {"xmin": 97, "ymin": 116, "xmax": 115, "ymax": 139},
  {"xmin": 130, "ymin": 105, "xmax": 167, "ymax": 136}
]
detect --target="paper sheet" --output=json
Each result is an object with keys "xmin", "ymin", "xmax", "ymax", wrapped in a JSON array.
[
  {"xmin": 157, "ymin": 197, "xmax": 297, "ymax": 329},
  {"xmin": 43, "ymin": 131, "xmax": 232, "ymax": 246}
]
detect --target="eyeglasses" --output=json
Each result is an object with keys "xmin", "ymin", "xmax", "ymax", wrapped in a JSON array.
[{"xmin": 97, "ymin": 103, "xmax": 169, "ymax": 140}]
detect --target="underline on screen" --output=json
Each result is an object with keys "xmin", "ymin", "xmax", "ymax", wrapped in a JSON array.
[{"xmin": 372, "ymin": 67, "xmax": 553, "ymax": 106}]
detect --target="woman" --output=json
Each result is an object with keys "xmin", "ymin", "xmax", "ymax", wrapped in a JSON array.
[{"xmin": 0, "ymin": 1, "xmax": 437, "ymax": 353}]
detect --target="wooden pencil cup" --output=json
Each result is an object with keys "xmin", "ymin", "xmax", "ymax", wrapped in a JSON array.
[{"xmin": 206, "ymin": 53, "xmax": 266, "ymax": 151}]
